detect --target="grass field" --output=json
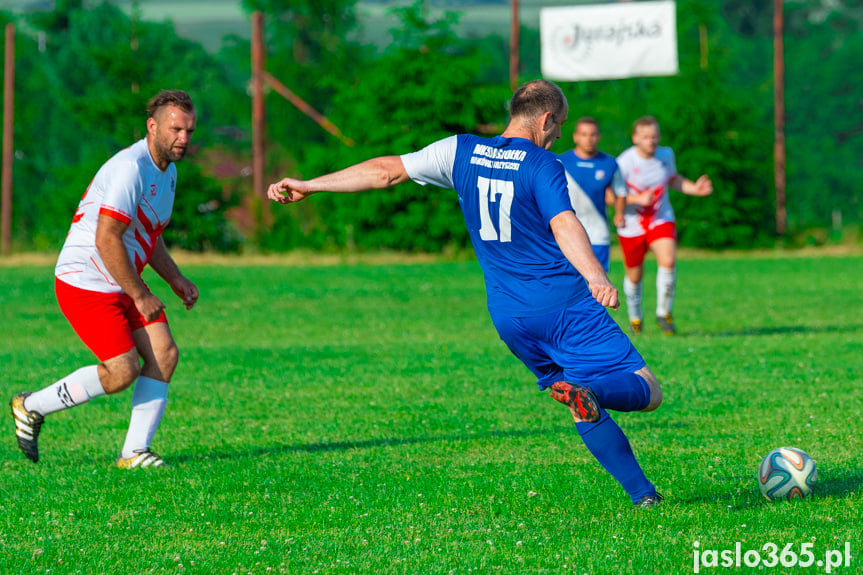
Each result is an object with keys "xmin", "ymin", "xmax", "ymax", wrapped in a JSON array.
[{"xmin": 1, "ymin": 253, "xmax": 861, "ymax": 574}]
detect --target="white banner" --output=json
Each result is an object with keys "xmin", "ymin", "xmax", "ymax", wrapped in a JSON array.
[{"xmin": 541, "ymin": 1, "xmax": 679, "ymax": 81}]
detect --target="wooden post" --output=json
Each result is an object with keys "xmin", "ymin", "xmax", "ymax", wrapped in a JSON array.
[
  {"xmin": 262, "ymin": 72, "xmax": 354, "ymax": 147},
  {"xmin": 773, "ymin": 0, "xmax": 786, "ymax": 236},
  {"xmin": 510, "ymin": 0, "xmax": 519, "ymax": 92},
  {"xmin": 2, "ymin": 24, "xmax": 14, "ymax": 256},
  {"xmin": 251, "ymin": 11, "xmax": 269, "ymax": 221}
]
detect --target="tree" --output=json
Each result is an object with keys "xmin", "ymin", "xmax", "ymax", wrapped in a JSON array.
[
  {"xmin": 241, "ymin": 0, "xmax": 365, "ymax": 155},
  {"xmin": 718, "ymin": 0, "xmax": 863, "ymax": 233},
  {"xmin": 11, "ymin": 0, "xmax": 246, "ymax": 251},
  {"xmin": 783, "ymin": 1, "xmax": 863, "ymax": 229},
  {"xmin": 259, "ymin": 1, "xmax": 511, "ymax": 252}
]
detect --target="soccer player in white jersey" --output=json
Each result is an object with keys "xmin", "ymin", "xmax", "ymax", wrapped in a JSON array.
[
  {"xmin": 266, "ymin": 80, "xmax": 666, "ymax": 508},
  {"xmin": 616, "ymin": 116, "xmax": 712, "ymax": 335},
  {"xmin": 9, "ymin": 90, "xmax": 198, "ymax": 468}
]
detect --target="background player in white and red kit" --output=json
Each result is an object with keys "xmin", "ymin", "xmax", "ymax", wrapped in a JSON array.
[
  {"xmin": 10, "ymin": 90, "xmax": 198, "ymax": 468},
  {"xmin": 616, "ymin": 116, "xmax": 712, "ymax": 335}
]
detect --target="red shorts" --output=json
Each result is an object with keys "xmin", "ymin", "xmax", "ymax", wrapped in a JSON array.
[
  {"xmin": 55, "ymin": 278, "xmax": 167, "ymax": 362},
  {"xmin": 617, "ymin": 221, "xmax": 677, "ymax": 269}
]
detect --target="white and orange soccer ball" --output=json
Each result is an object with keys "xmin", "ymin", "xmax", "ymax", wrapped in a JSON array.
[{"xmin": 757, "ymin": 447, "xmax": 817, "ymax": 501}]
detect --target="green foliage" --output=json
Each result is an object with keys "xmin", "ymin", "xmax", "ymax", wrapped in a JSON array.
[
  {"xmin": 162, "ymin": 162, "xmax": 243, "ymax": 253},
  {"xmin": 720, "ymin": 0, "xmax": 863, "ymax": 233},
  {"xmin": 262, "ymin": 2, "xmax": 510, "ymax": 252},
  {"xmin": 5, "ymin": 1, "xmax": 245, "ymax": 251},
  {"xmin": 2, "ymin": 0, "xmax": 861, "ymax": 253},
  {"xmin": 784, "ymin": 3, "xmax": 863, "ymax": 228},
  {"xmin": 647, "ymin": 68, "xmax": 774, "ymax": 249},
  {"xmin": 270, "ymin": 0, "xmax": 776, "ymax": 251},
  {"xmin": 5, "ymin": 20, "xmax": 86, "ymax": 250},
  {"xmin": 242, "ymin": 0, "xmax": 364, "ymax": 152}
]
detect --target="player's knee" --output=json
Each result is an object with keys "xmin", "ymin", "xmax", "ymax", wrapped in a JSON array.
[
  {"xmin": 643, "ymin": 384, "xmax": 663, "ymax": 411},
  {"xmin": 160, "ymin": 341, "xmax": 179, "ymax": 372},
  {"xmin": 99, "ymin": 351, "xmax": 141, "ymax": 394},
  {"xmin": 145, "ymin": 340, "xmax": 179, "ymax": 381},
  {"xmin": 171, "ymin": 343, "xmax": 180, "ymax": 373},
  {"xmin": 636, "ymin": 366, "xmax": 662, "ymax": 411},
  {"xmin": 625, "ymin": 266, "xmax": 644, "ymax": 284}
]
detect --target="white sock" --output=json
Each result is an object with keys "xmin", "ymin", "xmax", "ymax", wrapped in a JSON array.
[
  {"xmin": 24, "ymin": 365, "xmax": 105, "ymax": 416},
  {"xmin": 656, "ymin": 266, "xmax": 676, "ymax": 317},
  {"xmin": 623, "ymin": 277, "xmax": 643, "ymax": 323},
  {"xmin": 121, "ymin": 376, "xmax": 169, "ymax": 458}
]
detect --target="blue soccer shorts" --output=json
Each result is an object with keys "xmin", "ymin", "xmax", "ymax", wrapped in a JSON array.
[
  {"xmin": 490, "ymin": 294, "xmax": 645, "ymax": 390},
  {"xmin": 591, "ymin": 244, "xmax": 611, "ymax": 273}
]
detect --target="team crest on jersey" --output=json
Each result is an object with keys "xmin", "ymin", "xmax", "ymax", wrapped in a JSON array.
[
  {"xmin": 595, "ymin": 170, "xmax": 605, "ymax": 180},
  {"xmin": 171, "ymin": 177, "xmax": 175, "ymax": 191},
  {"xmin": 150, "ymin": 184, "xmax": 157, "ymax": 197}
]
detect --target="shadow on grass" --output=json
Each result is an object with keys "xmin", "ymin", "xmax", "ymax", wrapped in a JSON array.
[
  {"xmin": 813, "ymin": 473, "xmax": 863, "ymax": 498},
  {"xmin": 672, "ymin": 470, "xmax": 862, "ymax": 509},
  {"xmin": 684, "ymin": 324, "xmax": 862, "ymax": 338},
  {"xmin": 172, "ymin": 426, "xmax": 569, "ymax": 464}
]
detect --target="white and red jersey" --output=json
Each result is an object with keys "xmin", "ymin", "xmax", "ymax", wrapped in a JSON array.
[
  {"xmin": 616, "ymin": 145, "xmax": 677, "ymax": 238},
  {"xmin": 55, "ymin": 139, "xmax": 176, "ymax": 293}
]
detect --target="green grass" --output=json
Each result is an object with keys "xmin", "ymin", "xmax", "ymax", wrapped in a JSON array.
[{"xmin": 1, "ymin": 254, "xmax": 861, "ymax": 574}]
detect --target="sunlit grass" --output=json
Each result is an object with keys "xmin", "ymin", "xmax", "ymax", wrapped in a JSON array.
[{"xmin": 1, "ymin": 254, "xmax": 861, "ymax": 574}]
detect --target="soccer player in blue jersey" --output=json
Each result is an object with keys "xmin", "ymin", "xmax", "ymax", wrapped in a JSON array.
[
  {"xmin": 558, "ymin": 117, "xmax": 627, "ymax": 272},
  {"xmin": 267, "ymin": 79, "xmax": 664, "ymax": 507}
]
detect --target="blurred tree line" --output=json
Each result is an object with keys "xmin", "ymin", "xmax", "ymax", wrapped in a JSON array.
[{"xmin": 0, "ymin": 0, "xmax": 860, "ymax": 253}]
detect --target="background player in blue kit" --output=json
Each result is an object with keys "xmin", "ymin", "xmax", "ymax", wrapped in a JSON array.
[
  {"xmin": 267, "ymin": 79, "xmax": 665, "ymax": 507},
  {"xmin": 558, "ymin": 117, "xmax": 628, "ymax": 272}
]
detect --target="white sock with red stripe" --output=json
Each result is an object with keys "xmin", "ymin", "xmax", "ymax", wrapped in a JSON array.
[
  {"xmin": 623, "ymin": 277, "xmax": 643, "ymax": 323},
  {"xmin": 24, "ymin": 365, "xmax": 105, "ymax": 415},
  {"xmin": 121, "ymin": 376, "xmax": 169, "ymax": 459},
  {"xmin": 656, "ymin": 266, "xmax": 676, "ymax": 317}
]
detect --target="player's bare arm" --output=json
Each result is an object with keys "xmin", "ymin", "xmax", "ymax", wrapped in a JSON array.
[
  {"xmin": 625, "ymin": 188, "xmax": 656, "ymax": 207},
  {"xmin": 605, "ymin": 188, "xmax": 626, "ymax": 226},
  {"xmin": 670, "ymin": 174, "xmax": 713, "ymax": 196},
  {"xmin": 268, "ymin": 156, "xmax": 410, "ymax": 204},
  {"xmin": 608, "ymin": 169, "xmax": 627, "ymax": 227},
  {"xmin": 612, "ymin": 194, "xmax": 626, "ymax": 228},
  {"xmin": 149, "ymin": 237, "xmax": 199, "ymax": 310},
  {"xmin": 95, "ymin": 214, "xmax": 165, "ymax": 321},
  {"xmin": 549, "ymin": 211, "xmax": 619, "ymax": 310}
]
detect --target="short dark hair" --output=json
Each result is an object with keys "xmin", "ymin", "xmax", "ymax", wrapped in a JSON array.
[
  {"xmin": 147, "ymin": 90, "xmax": 195, "ymax": 118},
  {"xmin": 509, "ymin": 79, "xmax": 566, "ymax": 124},
  {"xmin": 632, "ymin": 115, "xmax": 659, "ymax": 135},
  {"xmin": 576, "ymin": 116, "xmax": 599, "ymax": 129}
]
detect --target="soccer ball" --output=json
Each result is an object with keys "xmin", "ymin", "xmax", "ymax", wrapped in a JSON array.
[{"xmin": 757, "ymin": 447, "xmax": 817, "ymax": 501}]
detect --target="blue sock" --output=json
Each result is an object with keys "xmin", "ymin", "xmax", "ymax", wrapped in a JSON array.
[
  {"xmin": 576, "ymin": 410, "xmax": 656, "ymax": 503},
  {"xmin": 589, "ymin": 372, "xmax": 650, "ymax": 412}
]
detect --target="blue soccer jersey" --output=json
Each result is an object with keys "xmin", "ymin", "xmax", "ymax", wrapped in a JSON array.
[
  {"xmin": 557, "ymin": 150, "xmax": 625, "ymax": 248},
  {"xmin": 401, "ymin": 134, "xmax": 590, "ymax": 317}
]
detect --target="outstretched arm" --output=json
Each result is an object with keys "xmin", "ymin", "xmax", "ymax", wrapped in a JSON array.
[
  {"xmin": 549, "ymin": 211, "xmax": 619, "ymax": 310},
  {"xmin": 267, "ymin": 156, "xmax": 411, "ymax": 204}
]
